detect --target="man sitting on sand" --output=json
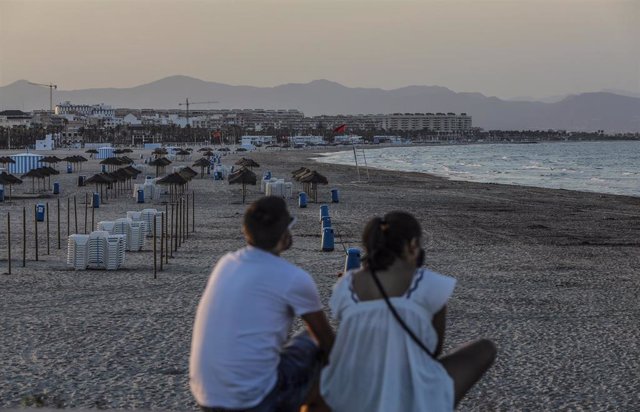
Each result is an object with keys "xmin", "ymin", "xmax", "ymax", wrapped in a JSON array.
[{"xmin": 190, "ymin": 196, "xmax": 334, "ymax": 412}]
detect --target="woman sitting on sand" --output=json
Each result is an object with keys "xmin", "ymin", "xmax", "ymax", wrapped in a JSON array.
[{"xmin": 320, "ymin": 211, "xmax": 496, "ymax": 411}]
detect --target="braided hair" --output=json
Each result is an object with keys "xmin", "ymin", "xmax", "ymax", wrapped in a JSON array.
[{"xmin": 362, "ymin": 211, "xmax": 422, "ymax": 271}]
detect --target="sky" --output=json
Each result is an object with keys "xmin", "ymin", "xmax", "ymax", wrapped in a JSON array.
[{"xmin": 0, "ymin": 0, "xmax": 638, "ymax": 100}]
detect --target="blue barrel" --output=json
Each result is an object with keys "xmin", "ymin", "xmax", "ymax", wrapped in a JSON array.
[
  {"xmin": 36, "ymin": 203, "xmax": 46, "ymax": 221},
  {"xmin": 344, "ymin": 247, "xmax": 362, "ymax": 272},
  {"xmin": 298, "ymin": 192, "xmax": 307, "ymax": 208},
  {"xmin": 137, "ymin": 189, "xmax": 145, "ymax": 204},
  {"xmin": 321, "ymin": 227, "xmax": 335, "ymax": 252},
  {"xmin": 264, "ymin": 171, "xmax": 272, "ymax": 180},
  {"xmin": 331, "ymin": 188, "xmax": 339, "ymax": 203},
  {"xmin": 319, "ymin": 205, "xmax": 329, "ymax": 221},
  {"xmin": 78, "ymin": 175, "xmax": 85, "ymax": 187},
  {"xmin": 0, "ymin": 188, "xmax": 4, "ymax": 202},
  {"xmin": 92, "ymin": 192, "xmax": 100, "ymax": 208},
  {"xmin": 67, "ymin": 164, "xmax": 73, "ymax": 173},
  {"xmin": 53, "ymin": 182, "xmax": 60, "ymax": 194},
  {"xmin": 322, "ymin": 216, "xmax": 332, "ymax": 229},
  {"xmin": 101, "ymin": 165, "xmax": 107, "ymax": 173}
]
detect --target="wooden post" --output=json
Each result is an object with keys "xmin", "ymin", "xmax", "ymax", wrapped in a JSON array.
[
  {"xmin": 160, "ymin": 212, "xmax": 164, "ymax": 271},
  {"xmin": 22, "ymin": 207, "xmax": 26, "ymax": 267},
  {"xmin": 67, "ymin": 197, "xmax": 70, "ymax": 238},
  {"xmin": 57, "ymin": 198, "xmax": 61, "ymax": 250},
  {"xmin": 34, "ymin": 205, "xmax": 39, "ymax": 261},
  {"xmin": 74, "ymin": 195, "xmax": 78, "ymax": 234},
  {"xmin": 165, "ymin": 203, "xmax": 169, "ymax": 264},
  {"xmin": 7, "ymin": 212, "xmax": 11, "ymax": 275},
  {"xmin": 192, "ymin": 190, "xmax": 195, "ymax": 233},
  {"xmin": 176, "ymin": 199, "xmax": 181, "ymax": 249},
  {"xmin": 91, "ymin": 202, "xmax": 95, "ymax": 233},
  {"xmin": 170, "ymin": 202, "xmax": 175, "ymax": 256},
  {"xmin": 184, "ymin": 193, "xmax": 189, "ymax": 239},
  {"xmin": 153, "ymin": 214, "xmax": 157, "ymax": 279},
  {"xmin": 84, "ymin": 193, "xmax": 88, "ymax": 234},
  {"xmin": 46, "ymin": 202, "xmax": 50, "ymax": 255}
]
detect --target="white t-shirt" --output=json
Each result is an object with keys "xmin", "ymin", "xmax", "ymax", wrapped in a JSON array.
[
  {"xmin": 190, "ymin": 246, "xmax": 323, "ymax": 409},
  {"xmin": 321, "ymin": 268, "xmax": 456, "ymax": 412}
]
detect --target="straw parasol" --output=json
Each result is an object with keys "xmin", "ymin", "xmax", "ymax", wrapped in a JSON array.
[
  {"xmin": 193, "ymin": 158, "xmax": 211, "ymax": 178},
  {"xmin": 152, "ymin": 147, "xmax": 168, "ymax": 157},
  {"xmin": 85, "ymin": 173, "xmax": 115, "ymax": 200},
  {"xmin": 156, "ymin": 172, "xmax": 189, "ymax": 202},
  {"xmin": 148, "ymin": 157, "xmax": 172, "ymax": 177},
  {"xmin": 218, "ymin": 147, "xmax": 230, "ymax": 152},
  {"xmin": 198, "ymin": 147, "xmax": 213, "ymax": 152},
  {"xmin": 0, "ymin": 156, "xmax": 16, "ymax": 166},
  {"xmin": 298, "ymin": 170, "xmax": 328, "ymax": 202},
  {"xmin": 85, "ymin": 149, "xmax": 99, "ymax": 154},
  {"xmin": 0, "ymin": 172, "xmax": 22, "ymax": 200},
  {"xmin": 235, "ymin": 158, "xmax": 260, "ymax": 169},
  {"xmin": 176, "ymin": 149, "xmax": 191, "ymax": 161},
  {"xmin": 21, "ymin": 168, "xmax": 46, "ymax": 193},
  {"xmin": 228, "ymin": 166, "xmax": 257, "ymax": 204},
  {"xmin": 236, "ymin": 147, "xmax": 247, "ymax": 152},
  {"xmin": 38, "ymin": 156, "xmax": 63, "ymax": 170},
  {"xmin": 100, "ymin": 157, "xmax": 126, "ymax": 172}
]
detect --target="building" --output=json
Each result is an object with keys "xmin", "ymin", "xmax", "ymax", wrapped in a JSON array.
[
  {"xmin": 0, "ymin": 110, "xmax": 32, "ymax": 128},
  {"xmin": 380, "ymin": 113, "xmax": 472, "ymax": 132},
  {"xmin": 55, "ymin": 101, "xmax": 115, "ymax": 119},
  {"xmin": 289, "ymin": 136, "xmax": 326, "ymax": 146},
  {"xmin": 35, "ymin": 134, "xmax": 56, "ymax": 150},
  {"xmin": 334, "ymin": 135, "xmax": 364, "ymax": 145},
  {"xmin": 240, "ymin": 136, "xmax": 275, "ymax": 146}
]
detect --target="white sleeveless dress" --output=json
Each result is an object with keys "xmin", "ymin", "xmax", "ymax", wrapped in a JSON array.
[{"xmin": 320, "ymin": 268, "xmax": 457, "ymax": 412}]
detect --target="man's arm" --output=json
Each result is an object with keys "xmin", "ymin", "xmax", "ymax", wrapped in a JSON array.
[
  {"xmin": 301, "ymin": 310, "xmax": 335, "ymax": 358},
  {"xmin": 433, "ymin": 306, "xmax": 447, "ymax": 358}
]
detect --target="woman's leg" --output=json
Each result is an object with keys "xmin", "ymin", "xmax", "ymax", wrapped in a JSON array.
[{"xmin": 439, "ymin": 339, "xmax": 497, "ymax": 407}]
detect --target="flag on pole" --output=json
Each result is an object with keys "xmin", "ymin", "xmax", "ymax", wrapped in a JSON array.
[{"xmin": 333, "ymin": 124, "xmax": 347, "ymax": 133}]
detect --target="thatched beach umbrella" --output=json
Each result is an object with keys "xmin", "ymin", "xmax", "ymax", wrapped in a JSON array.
[
  {"xmin": 176, "ymin": 149, "xmax": 191, "ymax": 161},
  {"xmin": 38, "ymin": 156, "xmax": 63, "ymax": 170},
  {"xmin": 122, "ymin": 165, "xmax": 142, "ymax": 178},
  {"xmin": 0, "ymin": 156, "xmax": 16, "ymax": 166},
  {"xmin": 235, "ymin": 158, "xmax": 260, "ymax": 170},
  {"xmin": 21, "ymin": 168, "xmax": 46, "ymax": 193},
  {"xmin": 85, "ymin": 173, "xmax": 115, "ymax": 200},
  {"xmin": 198, "ymin": 147, "xmax": 213, "ymax": 152},
  {"xmin": 85, "ymin": 149, "xmax": 98, "ymax": 154},
  {"xmin": 218, "ymin": 147, "xmax": 230, "ymax": 152},
  {"xmin": 0, "ymin": 172, "xmax": 22, "ymax": 200},
  {"xmin": 292, "ymin": 167, "xmax": 311, "ymax": 180},
  {"xmin": 113, "ymin": 149, "xmax": 126, "ymax": 155},
  {"xmin": 152, "ymin": 147, "xmax": 168, "ymax": 157},
  {"xmin": 298, "ymin": 170, "xmax": 328, "ymax": 202},
  {"xmin": 228, "ymin": 166, "xmax": 257, "ymax": 204},
  {"xmin": 100, "ymin": 156, "xmax": 125, "ymax": 172},
  {"xmin": 193, "ymin": 157, "xmax": 211, "ymax": 178},
  {"xmin": 148, "ymin": 157, "xmax": 172, "ymax": 177},
  {"xmin": 156, "ymin": 172, "xmax": 189, "ymax": 202}
]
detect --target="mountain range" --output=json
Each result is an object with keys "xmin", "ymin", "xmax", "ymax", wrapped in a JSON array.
[{"xmin": 1, "ymin": 76, "xmax": 639, "ymax": 132}]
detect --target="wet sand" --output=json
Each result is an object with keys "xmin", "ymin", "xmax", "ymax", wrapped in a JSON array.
[{"xmin": 1, "ymin": 146, "xmax": 639, "ymax": 410}]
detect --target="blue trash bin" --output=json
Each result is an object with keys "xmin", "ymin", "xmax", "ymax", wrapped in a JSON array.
[
  {"xmin": 67, "ymin": 164, "xmax": 73, "ymax": 173},
  {"xmin": 331, "ymin": 188, "xmax": 339, "ymax": 203},
  {"xmin": 298, "ymin": 192, "xmax": 307, "ymax": 208},
  {"xmin": 321, "ymin": 227, "xmax": 335, "ymax": 252},
  {"xmin": 264, "ymin": 171, "xmax": 272, "ymax": 180},
  {"xmin": 101, "ymin": 165, "xmax": 107, "ymax": 173},
  {"xmin": 322, "ymin": 216, "xmax": 332, "ymax": 229},
  {"xmin": 78, "ymin": 175, "xmax": 85, "ymax": 187},
  {"xmin": 92, "ymin": 192, "xmax": 100, "ymax": 208},
  {"xmin": 0, "ymin": 188, "xmax": 4, "ymax": 202},
  {"xmin": 319, "ymin": 205, "xmax": 329, "ymax": 221},
  {"xmin": 344, "ymin": 247, "xmax": 362, "ymax": 272},
  {"xmin": 137, "ymin": 189, "xmax": 145, "ymax": 204},
  {"xmin": 53, "ymin": 182, "xmax": 60, "ymax": 194},
  {"xmin": 36, "ymin": 203, "xmax": 46, "ymax": 221}
]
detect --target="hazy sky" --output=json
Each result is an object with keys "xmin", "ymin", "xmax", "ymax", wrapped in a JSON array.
[{"xmin": 1, "ymin": 0, "xmax": 638, "ymax": 99}]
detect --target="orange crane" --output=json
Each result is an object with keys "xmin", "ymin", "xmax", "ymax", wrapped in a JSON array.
[{"xmin": 28, "ymin": 81, "xmax": 58, "ymax": 113}]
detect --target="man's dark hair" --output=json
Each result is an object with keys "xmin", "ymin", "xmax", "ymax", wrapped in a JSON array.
[{"xmin": 243, "ymin": 196, "xmax": 291, "ymax": 250}]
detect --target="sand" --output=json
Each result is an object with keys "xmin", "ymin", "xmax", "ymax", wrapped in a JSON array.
[{"xmin": 1, "ymin": 146, "xmax": 639, "ymax": 410}]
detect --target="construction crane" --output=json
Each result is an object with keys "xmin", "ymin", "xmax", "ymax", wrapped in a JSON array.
[
  {"xmin": 178, "ymin": 99, "xmax": 219, "ymax": 143},
  {"xmin": 28, "ymin": 82, "xmax": 58, "ymax": 114}
]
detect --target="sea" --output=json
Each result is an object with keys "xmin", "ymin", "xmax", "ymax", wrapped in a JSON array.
[{"xmin": 313, "ymin": 141, "xmax": 640, "ymax": 197}]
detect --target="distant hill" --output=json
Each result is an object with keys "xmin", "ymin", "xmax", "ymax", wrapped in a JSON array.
[{"xmin": 1, "ymin": 76, "xmax": 639, "ymax": 131}]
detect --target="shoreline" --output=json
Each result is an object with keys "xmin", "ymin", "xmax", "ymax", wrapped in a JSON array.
[{"xmin": 1, "ymin": 147, "xmax": 639, "ymax": 410}]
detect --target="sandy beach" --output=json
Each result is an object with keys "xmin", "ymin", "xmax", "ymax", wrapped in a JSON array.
[{"xmin": 1, "ymin": 146, "xmax": 639, "ymax": 411}]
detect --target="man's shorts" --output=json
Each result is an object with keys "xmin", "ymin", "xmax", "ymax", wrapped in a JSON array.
[{"xmin": 202, "ymin": 330, "xmax": 322, "ymax": 412}]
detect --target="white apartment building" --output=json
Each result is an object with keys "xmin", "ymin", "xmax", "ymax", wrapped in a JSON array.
[
  {"xmin": 380, "ymin": 113, "xmax": 472, "ymax": 132},
  {"xmin": 55, "ymin": 101, "xmax": 115, "ymax": 119},
  {"xmin": 241, "ymin": 136, "xmax": 275, "ymax": 146},
  {"xmin": 289, "ymin": 136, "xmax": 326, "ymax": 146},
  {"xmin": 334, "ymin": 135, "xmax": 364, "ymax": 144},
  {"xmin": 0, "ymin": 110, "xmax": 31, "ymax": 128}
]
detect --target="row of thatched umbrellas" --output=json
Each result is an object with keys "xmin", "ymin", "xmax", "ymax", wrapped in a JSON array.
[
  {"xmin": 292, "ymin": 167, "xmax": 329, "ymax": 202},
  {"xmin": 84, "ymin": 165, "xmax": 143, "ymax": 201},
  {"xmin": 99, "ymin": 156, "xmax": 135, "ymax": 172},
  {"xmin": 21, "ymin": 167, "xmax": 60, "ymax": 192},
  {"xmin": 156, "ymin": 167, "xmax": 198, "ymax": 202}
]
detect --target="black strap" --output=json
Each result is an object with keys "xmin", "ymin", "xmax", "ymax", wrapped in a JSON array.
[{"xmin": 370, "ymin": 268, "xmax": 436, "ymax": 359}]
